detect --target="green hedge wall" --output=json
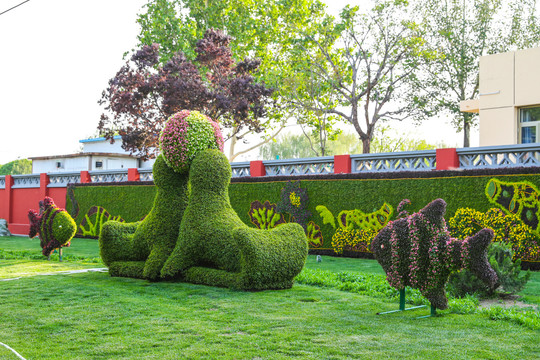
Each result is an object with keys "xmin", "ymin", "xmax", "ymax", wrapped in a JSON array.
[
  {"xmin": 229, "ymin": 172, "xmax": 540, "ymax": 252},
  {"xmin": 66, "ymin": 168, "xmax": 540, "ymax": 256},
  {"xmin": 66, "ymin": 184, "xmax": 157, "ymax": 235}
]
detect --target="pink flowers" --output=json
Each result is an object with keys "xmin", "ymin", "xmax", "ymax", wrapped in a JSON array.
[{"xmin": 159, "ymin": 110, "xmax": 224, "ymax": 173}]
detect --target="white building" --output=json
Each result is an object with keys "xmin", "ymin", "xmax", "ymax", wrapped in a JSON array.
[{"xmin": 30, "ymin": 136, "xmax": 155, "ymax": 173}]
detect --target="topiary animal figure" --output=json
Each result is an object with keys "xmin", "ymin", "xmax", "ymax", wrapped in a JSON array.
[
  {"xmin": 371, "ymin": 198, "xmax": 499, "ymax": 310},
  {"xmin": 161, "ymin": 149, "xmax": 308, "ymax": 290},
  {"xmin": 99, "ymin": 110, "xmax": 223, "ymax": 280},
  {"xmin": 99, "ymin": 155, "xmax": 189, "ymax": 280},
  {"xmin": 28, "ymin": 197, "xmax": 77, "ymax": 257}
]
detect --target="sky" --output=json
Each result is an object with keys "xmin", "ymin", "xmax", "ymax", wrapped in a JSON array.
[{"xmin": 0, "ymin": 0, "xmax": 475, "ymax": 165}]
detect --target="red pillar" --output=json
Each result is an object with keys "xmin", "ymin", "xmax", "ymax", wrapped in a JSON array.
[
  {"xmin": 5, "ymin": 175, "xmax": 13, "ymax": 223},
  {"xmin": 436, "ymin": 148, "xmax": 460, "ymax": 170},
  {"xmin": 334, "ymin": 154, "xmax": 351, "ymax": 174},
  {"xmin": 128, "ymin": 168, "xmax": 140, "ymax": 181},
  {"xmin": 250, "ymin": 161, "xmax": 266, "ymax": 177},
  {"xmin": 39, "ymin": 173, "xmax": 49, "ymax": 199},
  {"xmin": 80, "ymin": 171, "xmax": 91, "ymax": 183}
]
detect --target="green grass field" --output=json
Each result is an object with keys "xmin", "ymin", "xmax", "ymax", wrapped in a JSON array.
[{"xmin": 1, "ymin": 236, "xmax": 539, "ymax": 359}]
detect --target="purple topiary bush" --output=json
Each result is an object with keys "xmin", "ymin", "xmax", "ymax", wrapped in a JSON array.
[
  {"xmin": 371, "ymin": 198, "xmax": 499, "ymax": 309},
  {"xmin": 159, "ymin": 110, "xmax": 224, "ymax": 173}
]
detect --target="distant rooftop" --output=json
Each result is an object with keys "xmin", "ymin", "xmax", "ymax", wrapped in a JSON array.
[{"xmin": 79, "ymin": 135, "xmax": 122, "ymax": 143}]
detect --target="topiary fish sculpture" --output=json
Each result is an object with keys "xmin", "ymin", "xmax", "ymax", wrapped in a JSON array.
[
  {"xmin": 28, "ymin": 197, "xmax": 77, "ymax": 257},
  {"xmin": 371, "ymin": 198, "xmax": 499, "ymax": 310}
]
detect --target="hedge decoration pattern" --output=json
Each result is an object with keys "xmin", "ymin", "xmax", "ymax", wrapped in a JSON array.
[
  {"xmin": 485, "ymin": 178, "xmax": 540, "ymax": 235},
  {"xmin": 248, "ymin": 200, "xmax": 286, "ymax": 230},
  {"xmin": 306, "ymin": 221, "xmax": 323, "ymax": 247},
  {"xmin": 78, "ymin": 206, "xmax": 124, "ymax": 237},
  {"xmin": 28, "ymin": 197, "xmax": 77, "ymax": 257},
  {"xmin": 316, "ymin": 203, "xmax": 393, "ymax": 254},
  {"xmin": 276, "ymin": 180, "xmax": 311, "ymax": 230},
  {"xmin": 449, "ymin": 207, "xmax": 540, "ymax": 262},
  {"xmin": 371, "ymin": 198, "xmax": 499, "ymax": 309},
  {"xmin": 161, "ymin": 149, "xmax": 308, "ymax": 290}
]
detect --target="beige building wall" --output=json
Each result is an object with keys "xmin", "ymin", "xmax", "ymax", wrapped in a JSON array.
[
  {"xmin": 515, "ymin": 47, "xmax": 540, "ymax": 107},
  {"xmin": 465, "ymin": 47, "xmax": 540, "ymax": 146}
]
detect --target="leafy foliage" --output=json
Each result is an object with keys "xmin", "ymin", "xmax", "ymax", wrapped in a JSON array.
[
  {"xmin": 448, "ymin": 242, "xmax": 531, "ymax": 297},
  {"xmin": 331, "ymin": 228, "xmax": 377, "ymax": 254},
  {"xmin": 99, "ymin": 29, "xmax": 273, "ymax": 160},
  {"xmin": 0, "ymin": 159, "xmax": 32, "ymax": 175},
  {"xmin": 289, "ymin": 1, "xmax": 433, "ymax": 153},
  {"xmin": 372, "ymin": 199, "xmax": 498, "ymax": 309},
  {"xmin": 485, "ymin": 178, "xmax": 540, "ymax": 235},
  {"xmin": 136, "ymin": 0, "xmax": 331, "ymax": 159},
  {"xmin": 306, "ymin": 221, "xmax": 323, "ymax": 248}
]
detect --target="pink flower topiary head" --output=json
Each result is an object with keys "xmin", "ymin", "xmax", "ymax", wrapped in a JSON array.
[{"xmin": 159, "ymin": 110, "xmax": 224, "ymax": 173}]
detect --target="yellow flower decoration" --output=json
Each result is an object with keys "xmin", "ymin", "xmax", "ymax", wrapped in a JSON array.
[{"xmin": 289, "ymin": 192, "xmax": 301, "ymax": 207}]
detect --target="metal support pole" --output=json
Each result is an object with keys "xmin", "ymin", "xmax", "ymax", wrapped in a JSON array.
[{"xmin": 377, "ymin": 288, "xmax": 426, "ymax": 315}]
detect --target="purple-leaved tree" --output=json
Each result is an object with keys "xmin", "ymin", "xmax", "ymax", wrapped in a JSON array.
[{"xmin": 98, "ymin": 29, "xmax": 274, "ymax": 160}]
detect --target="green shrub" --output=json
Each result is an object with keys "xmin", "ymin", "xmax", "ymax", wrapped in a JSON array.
[
  {"xmin": 161, "ymin": 149, "xmax": 308, "ymax": 290},
  {"xmin": 99, "ymin": 155, "xmax": 189, "ymax": 280},
  {"xmin": 480, "ymin": 306, "xmax": 540, "ymax": 330},
  {"xmin": 448, "ymin": 242, "xmax": 531, "ymax": 298}
]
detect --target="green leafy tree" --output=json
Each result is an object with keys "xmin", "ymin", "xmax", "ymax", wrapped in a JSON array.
[
  {"xmin": 259, "ymin": 129, "xmax": 444, "ymax": 160},
  {"xmin": 0, "ymin": 159, "xmax": 32, "ymax": 175},
  {"xmin": 259, "ymin": 134, "xmax": 316, "ymax": 160},
  {"xmin": 136, "ymin": 0, "xmax": 330, "ymax": 160},
  {"xmin": 418, "ymin": 0, "xmax": 540, "ymax": 147},
  {"xmin": 288, "ymin": 1, "xmax": 433, "ymax": 154}
]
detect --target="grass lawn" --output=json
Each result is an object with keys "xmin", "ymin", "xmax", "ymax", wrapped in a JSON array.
[
  {"xmin": 0, "ymin": 235, "xmax": 100, "ymax": 259},
  {"xmin": 1, "ymin": 236, "xmax": 539, "ymax": 359}
]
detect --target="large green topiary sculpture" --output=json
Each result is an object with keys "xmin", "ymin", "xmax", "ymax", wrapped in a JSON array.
[
  {"xmin": 160, "ymin": 149, "xmax": 308, "ymax": 290},
  {"xmin": 99, "ymin": 155, "xmax": 189, "ymax": 280}
]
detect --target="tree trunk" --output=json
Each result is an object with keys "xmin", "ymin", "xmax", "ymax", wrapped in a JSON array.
[
  {"xmin": 463, "ymin": 113, "xmax": 470, "ymax": 147},
  {"xmin": 228, "ymin": 127, "xmax": 239, "ymax": 161},
  {"xmin": 362, "ymin": 137, "xmax": 371, "ymax": 153}
]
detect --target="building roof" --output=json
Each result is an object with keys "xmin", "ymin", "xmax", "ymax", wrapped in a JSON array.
[
  {"xmin": 79, "ymin": 135, "xmax": 122, "ymax": 143},
  {"xmin": 29, "ymin": 152, "xmax": 137, "ymax": 161}
]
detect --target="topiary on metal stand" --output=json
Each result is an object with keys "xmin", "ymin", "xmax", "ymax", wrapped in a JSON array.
[
  {"xmin": 28, "ymin": 197, "xmax": 77, "ymax": 261},
  {"xmin": 371, "ymin": 199, "xmax": 499, "ymax": 317}
]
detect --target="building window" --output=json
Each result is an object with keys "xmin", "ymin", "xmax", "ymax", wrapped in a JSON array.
[
  {"xmin": 56, "ymin": 161, "xmax": 63, "ymax": 169},
  {"xmin": 95, "ymin": 161, "xmax": 103, "ymax": 168},
  {"xmin": 519, "ymin": 107, "xmax": 540, "ymax": 144}
]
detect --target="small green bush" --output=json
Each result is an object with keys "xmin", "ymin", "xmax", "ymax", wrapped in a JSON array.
[
  {"xmin": 448, "ymin": 242, "xmax": 531, "ymax": 297},
  {"xmin": 161, "ymin": 149, "xmax": 308, "ymax": 289}
]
